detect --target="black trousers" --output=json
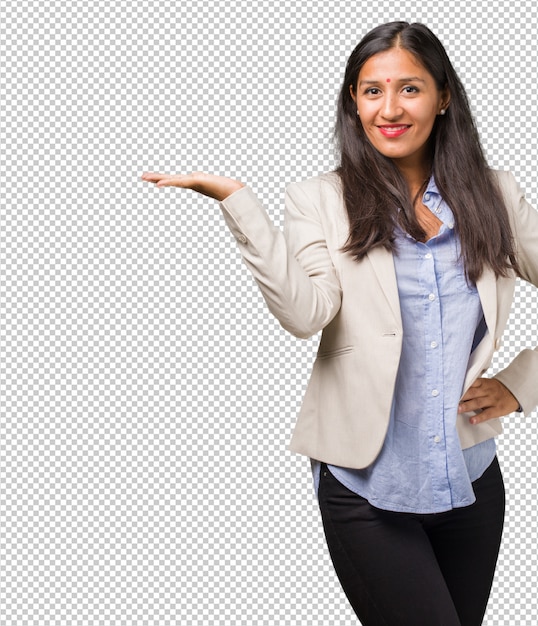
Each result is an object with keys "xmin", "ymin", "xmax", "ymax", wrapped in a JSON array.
[{"xmin": 318, "ymin": 457, "xmax": 505, "ymax": 626}]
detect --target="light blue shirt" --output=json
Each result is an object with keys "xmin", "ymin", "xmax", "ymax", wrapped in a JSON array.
[{"xmin": 313, "ymin": 177, "xmax": 496, "ymax": 513}]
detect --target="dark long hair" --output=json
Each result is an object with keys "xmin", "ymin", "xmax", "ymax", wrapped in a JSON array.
[{"xmin": 335, "ymin": 21, "xmax": 518, "ymax": 282}]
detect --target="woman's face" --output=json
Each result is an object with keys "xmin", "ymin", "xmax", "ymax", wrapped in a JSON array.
[{"xmin": 350, "ymin": 47, "xmax": 449, "ymax": 173}]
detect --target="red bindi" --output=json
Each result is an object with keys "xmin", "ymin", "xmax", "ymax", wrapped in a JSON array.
[{"xmin": 386, "ymin": 78, "xmax": 391, "ymax": 82}]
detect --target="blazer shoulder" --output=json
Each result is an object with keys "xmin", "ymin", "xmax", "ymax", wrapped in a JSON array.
[
  {"xmin": 488, "ymin": 169, "xmax": 530, "ymax": 219},
  {"xmin": 284, "ymin": 171, "xmax": 344, "ymax": 215},
  {"xmin": 286, "ymin": 170, "xmax": 342, "ymax": 197},
  {"xmin": 490, "ymin": 168, "xmax": 522, "ymax": 198}
]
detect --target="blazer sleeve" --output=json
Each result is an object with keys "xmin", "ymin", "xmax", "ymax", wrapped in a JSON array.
[
  {"xmin": 218, "ymin": 181, "xmax": 342, "ymax": 339},
  {"xmin": 493, "ymin": 171, "xmax": 538, "ymax": 414}
]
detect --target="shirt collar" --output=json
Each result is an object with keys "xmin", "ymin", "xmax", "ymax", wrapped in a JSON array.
[
  {"xmin": 395, "ymin": 175, "xmax": 455, "ymax": 239},
  {"xmin": 424, "ymin": 175, "xmax": 441, "ymax": 198}
]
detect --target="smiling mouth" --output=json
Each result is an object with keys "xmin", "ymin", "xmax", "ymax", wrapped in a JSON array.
[{"xmin": 378, "ymin": 125, "xmax": 411, "ymax": 137}]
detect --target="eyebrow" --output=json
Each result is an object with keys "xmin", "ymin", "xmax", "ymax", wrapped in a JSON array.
[{"xmin": 358, "ymin": 76, "xmax": 426, "ymax": 86}]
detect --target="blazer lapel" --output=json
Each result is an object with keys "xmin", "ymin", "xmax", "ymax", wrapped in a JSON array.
[
  {"xmin": 366, "ymin": 246, "xmax": 402, "ymax": 324},
  {"xmin": 476, "ymin": 267, "xmax": 498, "ymax": 341},
  {"xmin": 463, "ymin": 267, "xmax": 498, "ymax": 390}
]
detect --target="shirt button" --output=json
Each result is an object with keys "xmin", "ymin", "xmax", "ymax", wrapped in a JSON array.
[
  {"xmin": 435, "ymin": 206, "xmax": 442, "ymax": 214},
  {"xmin": 237, "ymin": 234, "xmax": 247, "ymax": 243},
  {"xmin": 430, "ymin": 341, "xmax": 438, "ymax": 348},
  {"xmin": 434, "ymin": 435, "xmax": 441, "ymax": 443},
  {"xmin": 424, "ymin": 193, "xmax": 431, "ymax": 202},
  {"xmin": 428, "ymin": 293, "xmax": 436, "ymax": 301},
  {"xmin": 432, "ymin": 389, "xmax": 439, "ymax": 397},
  {"xmin": 425, "ymin": 252, "xmax": 432, "ymax": 259}
]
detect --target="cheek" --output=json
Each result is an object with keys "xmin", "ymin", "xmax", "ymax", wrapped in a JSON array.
[
  {"xmin": 412, "ymin": 105, "xmax": 440, "ymax": 128},
  {"xmin": 356, "ymin": 104, "xmax": 377, "ymax": 125}
]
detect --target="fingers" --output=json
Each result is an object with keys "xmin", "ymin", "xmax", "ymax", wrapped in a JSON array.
[
  {"xmin": 141, "ymin": 171, "xmax": 244, "ymax": 201},
  {"xmin": 140, "ymin": 171, "xmax": 165, "ymax": 182},
  {"xmin": 141, "ymin": 171, "xmax": 173, "ymax": 184},
  {"xmin": 155, "ymin": 176, "xmax": 184, "ymax": 188},
  {"xmin": 140, "ymin": 172, "xmax": 193, "ymax": 187},
  {"xmin": 458, "ymin": 378, "xmax": 520, "ymax": 424},
  {"xmin": 467, "ymin": 407, "xmax": 499, "ymax": 425},
  {"xmin": 458, "ymin": 378, "xmax": 488, "ymax": 412}
]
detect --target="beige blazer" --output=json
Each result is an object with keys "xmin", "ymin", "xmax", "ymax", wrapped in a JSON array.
[{"xmin": 220, "ymin": 170, "xmax": 538, "ymax": 469}]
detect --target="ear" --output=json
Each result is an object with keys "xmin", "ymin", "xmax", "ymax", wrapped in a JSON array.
[
  {"xmin": 349, "ymin": 83, "xmax": 357, "ymax": 104},
  {"xmin": 440, "ymin": 88, "xmax": 451, "ymax": 113}
]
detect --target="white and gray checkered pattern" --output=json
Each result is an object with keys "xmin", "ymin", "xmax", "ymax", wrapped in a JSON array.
[{"xmin": 1, "ymin": 0, "xmax": 537, "ymax": 624}]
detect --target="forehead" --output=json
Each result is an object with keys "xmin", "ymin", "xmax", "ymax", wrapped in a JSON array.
[{"xmin": 358, "ymin": 47, "xmax": 431, "ymax": 82}]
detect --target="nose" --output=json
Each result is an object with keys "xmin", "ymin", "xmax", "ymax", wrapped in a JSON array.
[{"xmin": 380, "ymin": 93, "xmax": 402, "ymax": 120}]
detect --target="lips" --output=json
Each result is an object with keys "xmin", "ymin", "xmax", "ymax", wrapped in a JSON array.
[{"xmin": 378, "ymin": 125, "xmax": 411, "ymax": 138}]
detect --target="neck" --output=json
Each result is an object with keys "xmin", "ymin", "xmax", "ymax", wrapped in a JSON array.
[
  {"xmin": 392, "ymin": 145, "xmax": 433, "ymax": 198},
  {"xmin": 395, "ymin": 162, "xmax": 432, "ymax": 201}
]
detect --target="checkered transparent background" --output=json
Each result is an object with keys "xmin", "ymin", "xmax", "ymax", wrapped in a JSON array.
[{"xmin": 1, "ymin": 0, "xmax": 537, "ymax": 624}]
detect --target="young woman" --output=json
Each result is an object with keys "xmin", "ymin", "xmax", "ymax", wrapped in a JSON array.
[{"xmin": 142, "ymin": 21, "xmax": 538, "ymax": 626}]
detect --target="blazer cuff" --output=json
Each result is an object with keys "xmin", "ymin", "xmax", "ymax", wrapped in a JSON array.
[{"xmin": 494, "ymin": 348, "xmax": 538, "ymax": 415}]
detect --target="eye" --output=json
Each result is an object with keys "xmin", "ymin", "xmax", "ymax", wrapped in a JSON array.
[
  {"xmin": 403, "ymin": 85, "xmax": 419, "ymax": 94},
  {"xmin": 364, "ymin": 87, "xmax": 381, "ymax": 95}
]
